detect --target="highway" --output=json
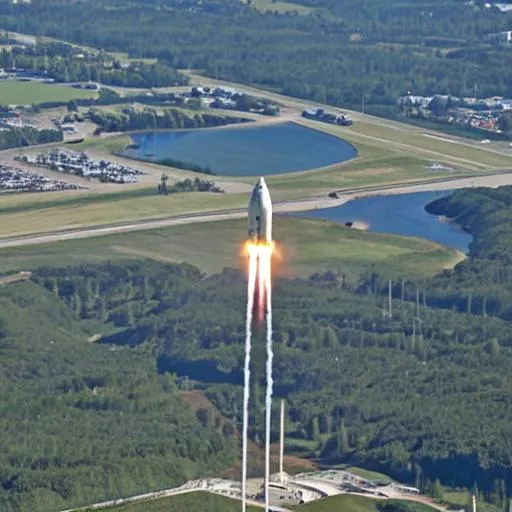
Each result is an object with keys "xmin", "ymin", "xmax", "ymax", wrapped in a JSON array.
[{"xmin": 3, "ymin": 171, "xmax": 512, "ymax": 250}]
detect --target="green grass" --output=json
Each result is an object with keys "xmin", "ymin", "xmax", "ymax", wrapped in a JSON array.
[
  {"xmin": 244, "ymin": 0, "xmax": 314, "ymax": 15},
  {"xmin": 293, "ymin": 494, "xmax": 380, "ymax": 512},
  {"xmin": 336, "ymin": 465, "xmax": 394, "ymax": 484},
  {"xmin": 71, "ymin": 134, "xmax": 133, "ymax": 154},
  {"xmin": 0, "ymin": 191, "xmax": 248, "ymax": 237},
  {"xmin": 299, "ymin": 119, "xmax": 511, "ymax": 171},
  {"xmin": 293, "ymin": 495, "xmax": 439, "ymax": 512},
  {"xmin": 90, "ymin": 491, "xmax": 260, "ymax": 511},
  {"xmin": 0, "ymin": 80, "xmax": 97, "ymax": 105},
  {"xmin": 443, "ymin": 490, "xmax": 470, "ymax": 506},
  {"xmin": 0, "ymin": 217, "xmax": 460, "ymax": 280}
]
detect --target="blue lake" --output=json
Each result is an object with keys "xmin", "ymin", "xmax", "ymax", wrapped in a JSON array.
[
  {"xmin": 293, "ymin": 191, "xmax": 473, "ymax": 253},
  {"xmin": 122, "ymin": 122, "xmax": 357, "ymax": 176}
]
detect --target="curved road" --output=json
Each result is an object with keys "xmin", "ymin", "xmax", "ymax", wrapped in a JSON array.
[{"xmin": 3, "ymin": 171, "xmax": 512, "ymax": 249}]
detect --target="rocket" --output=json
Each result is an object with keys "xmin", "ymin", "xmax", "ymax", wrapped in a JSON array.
[{"xmin": 248, "ymin": 176, "xmax": 272, "ymax": 243}]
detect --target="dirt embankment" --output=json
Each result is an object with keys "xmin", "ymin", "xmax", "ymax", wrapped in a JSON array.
[{"xmin": 180, "ymin": 390, "xmax": 315, "ymax": 480}]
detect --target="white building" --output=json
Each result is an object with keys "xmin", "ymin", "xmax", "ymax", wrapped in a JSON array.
[{"xmin": 484, "ymin": 30, "xmax": 512, "ymax": 44}]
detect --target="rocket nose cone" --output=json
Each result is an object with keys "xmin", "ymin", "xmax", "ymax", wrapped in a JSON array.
[{"xmin": 258, "ymin": 176, "xmax": 266, "ymax": 187}]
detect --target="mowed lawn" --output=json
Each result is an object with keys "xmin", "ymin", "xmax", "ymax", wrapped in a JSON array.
[
  {"xmin": 93, "ymin": 491, "xmax": 260, "ymax": 511},
  {"xmin": 293, "ymin": 495, "xmax": 438, "ymax": 512},
  {"xmin": 0, "ymin": 190, "xmax": 249, "ymax": 237},
  {"xmin": 0, "ymin": 216, "xmax": 459, "ymax": 280},
  {"xmin": 336, "ymin": 465, "xmax": 394, "ymax": 484},
  {"xmin": 297, "ymin": 118, "xmax": 512, "ymax": 170},
  {"xmin": 0, "ymin": 80, "xmax": 96, "ymax": 105},
  {"xmin": 293, "ymin": 494, "xmax": 381, "ymax": 512}
]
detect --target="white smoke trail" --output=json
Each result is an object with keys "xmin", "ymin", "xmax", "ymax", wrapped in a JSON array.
[
  {"xmin": 242, "ymin": 249, "xmax": 257, "ymax": 512},
  {"xmin": 263, "ymin": 253, "xmax": 273, "ymax": 512}
]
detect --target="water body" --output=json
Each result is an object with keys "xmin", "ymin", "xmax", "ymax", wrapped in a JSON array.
[
  {"xmin": 122, "ymin": 122, "xmax": 357, "ymax": 176},
  {"xmin": 293, "ymin": 190, "xmax": 472, "ymax": 252}
]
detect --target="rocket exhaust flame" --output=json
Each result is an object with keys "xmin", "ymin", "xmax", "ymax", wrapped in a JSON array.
[{"xmin": 242, "ymin": 177, "xmax": 275, "ymax": 512}]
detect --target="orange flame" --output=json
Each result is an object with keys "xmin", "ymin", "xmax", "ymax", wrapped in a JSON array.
[{"xmin": 243, "ymin": 241, "xmax": 275, "ymax": 324}]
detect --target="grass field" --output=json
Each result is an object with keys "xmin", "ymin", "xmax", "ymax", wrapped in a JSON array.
[
  {"xmin": 298, "ymin": 119, "xmax": 512, "ymax": 171},
  {"xmin": 442, "ymin": 490, "xmax": 470, "ymax": 506},
  {"xmin": 293, "ymin": 494, "xmax": 380, "ymax": 512},
  {"xmin": 337, "ymin": 465, "xmax": 394, "ymax": 484},
  {"xmin": 71, "ymin": 134, "xmax": 133, "ymax": 154},
  {"xmin": 0, "ymin": 216, "xmax": 459, "ymax": 280},
  {"xmin": 243, "ymin": 0, "xmax": 314, "ymax": 15},
  {"xmin": 293, "ymin": 495, "xmax": 438, "ymax": 512},
  {"xmin": 0, "ymin": 190, "xmax": 247, "ymax": 237},
  {"xmin": 0, "ymin": 80, "xmax": 97, "ymax": 105},
  {"xmin": 92, "ymin": 491, "xmax": 259, "ymax": 511}
]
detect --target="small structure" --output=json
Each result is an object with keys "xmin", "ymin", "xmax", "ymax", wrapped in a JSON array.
[{"xmin": 484, "ymin": 30, "xmax": 512, "ymax": 45}]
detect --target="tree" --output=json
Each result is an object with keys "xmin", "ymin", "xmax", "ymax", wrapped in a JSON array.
[
  {"xmin": 159, "ymin": 173, "xmax": 169, "ymax": 195},
  {"xmin": 310, "ymin": 416, "xmax": 320, "ymax": 442},
  {"xmin": 432, "ymin": 479, "xmax": 443, "ymax": 500},
  {"xmin": 67, "ymin": 100, "xmax": 78, "ymax": 112},
  {"xmin": 336, "ymin": 418, "xmax": 349, "ymax": 456}
]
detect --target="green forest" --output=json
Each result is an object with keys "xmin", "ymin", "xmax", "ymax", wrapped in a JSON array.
[
  {"xmin": 0, "ymin": 0, "xmax": 511, "ymax": 115},
  {"xmin": 0, "ymin": 127, "xmax": 62, "ymax": 150},
  {"xmin": 0, "ymin": 42, "xmax": 188, "ymax": 89},
  {"xmin": 89, "ymin": 107, "xmax": 250, "ymax": 133},
  {"xmin": 0, "ymin": 278, "xmax": 237, "ymax": 512}
]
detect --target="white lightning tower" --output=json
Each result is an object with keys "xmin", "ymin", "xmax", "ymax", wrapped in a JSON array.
[{"xmin": 279, "ymin": 399, "xmax": 285, "ymax": 482}]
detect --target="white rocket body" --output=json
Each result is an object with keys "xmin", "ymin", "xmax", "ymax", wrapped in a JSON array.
[{"xmin": 248, "ymin": 176, "xmax": 272, "ymax": 243}]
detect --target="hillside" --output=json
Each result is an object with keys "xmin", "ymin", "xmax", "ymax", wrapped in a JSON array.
[
  {"xmin": 92, "ymin": 491, "xmax": 260, "ymax": 512},
  {"xmin": 29, "ymin": 252, "xmax": 512, "ymax": 502},
  {"xmin": 293, "ymin": 496, "xmax": 437, "ymax": 512},
  {"xmin": 0, "ymin": 281, "xmax": 237, "ymax": 512}
]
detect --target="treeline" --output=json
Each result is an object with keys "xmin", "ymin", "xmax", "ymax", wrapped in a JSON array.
[
  {"xmin": 158, "ymin": 158, "xmax": 215, "ymax": 175},
  {"xmin": 0, "ymin": 44, "xmax": 188, "ymax": 88},
  {"xmin": 89, "ymin": 107, "xmax": 250, "ymax": 133},
  {"xmin": 158, "ymin": 176, "xmax": 223, "ymax": 194},
  {"xmin": 0, "ymin": 274, "xmax": 237, "ymax": 512},
  {"xmin": 0, "ymin": 127, "xmax": 62, "ymax": 150},
  {"xmin": 423, "ymin": 187, "xmax": 512, "ymax": 319},
  {"xmin": 1, "ymin": 0, "xmax": 512, "ymax": 113},
  {"xmin": 32, "ymin": 256, "xmax": 512, "ymax": 503},
  {"xmin": 362, "ymin": 186, "xmax": 512, "ymax": 322}
]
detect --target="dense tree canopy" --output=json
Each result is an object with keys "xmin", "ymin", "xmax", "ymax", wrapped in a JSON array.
[
  {"xmin": 0, "ymin": 274, "xmax": 237, "ymax": 512},
  {"xmin": 89, "ymin": 107, "xmax": 250, "ymax": 133},
  {"xmin": 29, "ymin": 233, "xmax": 512, "ymax": 507},
  {"xmin": 0, "ymin": 127, "xmax": 62, "ymax": 150},
  {"xmin": 0, "ymin": 0, "xmax": 511, "ymax": 114}
]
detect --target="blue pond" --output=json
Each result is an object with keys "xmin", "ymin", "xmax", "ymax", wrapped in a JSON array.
[
  {"xmin": 293, "ymin": 191, "xmax": 472, "ymax": 253},
  {"xmin": 122, "ymin": 122, "xmax": 357, "ymax": 176}
]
